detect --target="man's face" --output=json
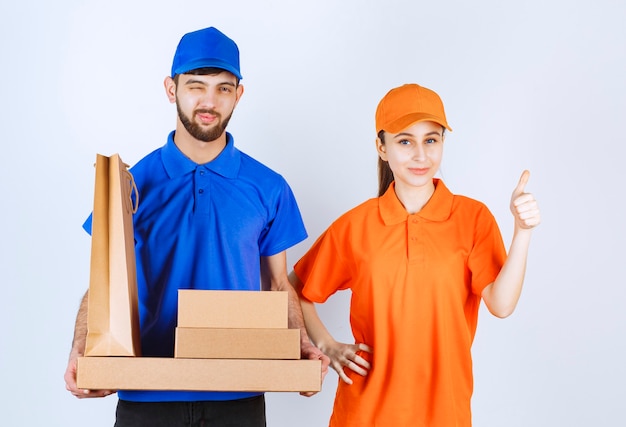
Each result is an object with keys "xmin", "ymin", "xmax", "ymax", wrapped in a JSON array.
[{"xmin": 174, "ymin": 71, "xmax": 242, "ymax": 142}]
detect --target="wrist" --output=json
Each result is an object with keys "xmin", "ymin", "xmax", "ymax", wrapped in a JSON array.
[
  {"xmin": 513, "ymin": 226, "xmax": 533, "ymax": 240},
  {"xmin": 69, "ymin": 346, "xmax": 84, "ymax": 360},
  {"xmin": 316, "ymin": 338, "xmax": 336, "ymax": 355}
]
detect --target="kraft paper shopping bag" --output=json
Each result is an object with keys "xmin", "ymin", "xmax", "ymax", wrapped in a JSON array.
[{"xmin": 84, "ymin": 153, "xmax": 141, "ymax": 356}]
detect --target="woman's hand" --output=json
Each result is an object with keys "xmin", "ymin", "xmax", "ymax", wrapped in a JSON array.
[
  {"xmin": 510, "ymin": 170, "xmax": 541, "ymax": 231},
  {"xmin": 320, "ymin": 340, "xmax": 373, "ymax": 384}
]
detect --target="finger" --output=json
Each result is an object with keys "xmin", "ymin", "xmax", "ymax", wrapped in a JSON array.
[
  {"xmin": 71, "ymin": 389, "xmax": 92, "ymax": 399},
  {"xmin": 512, "ymin": 193, "xmax": 536, "ymax": 208},
  {"xmin": 518, "ymin": 210, "xmax": 541, "ymax": 227},
  {"xmin": 516, "ymin": 207, "xmax": 539, "ymax": 220},
  {"xmin": 75, "ymin": 389, "xmax": 115, "ymax": 399},
  {"xmin": 329, "ymin": 360, "xmax": 352, "ymax": 384},
  {"xmin": 513, "ymin": 170, "xmax": 530, "ymax": 196},
  {"xmin": 337, "ymin": 367, "xmax": 354, "ymax": 385},
  {"xmin": 511, "ymin": 203, "xmax": 539, "ymax": 219},
  {"xmin": 318, "ymin": 354, "xmax": 331, "ymax": 372},
  {"xmin": 353, "ymin": 354, "xmax": 371, "ymax": 370},
  {"xmin": 513, "ymin": 200, "xmax": 539, "ymax": 216},
  {"xmin": 68, "ymin": 387, "xmax": 90, "ymax": 395},
  {"xmin": 320, "ymin": 362, "xmax": 329, "ymax": 381},
  {"xmin": 346, "ymin": 360, "xmax": 369, "ymax": 376},
  {"xmin": 357, "ymin": 343, "xmax": 373, "ymax": 353}
]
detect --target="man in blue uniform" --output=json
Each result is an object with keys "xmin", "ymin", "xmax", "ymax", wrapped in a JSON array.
[{"xmin": 64, "ymin": 26, "xmax": 327, "ymax": 427}]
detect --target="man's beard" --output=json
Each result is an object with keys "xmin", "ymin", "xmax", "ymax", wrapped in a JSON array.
[{"xmin": 177, "ymin": 103, "xmax": 233, "ymax": 142}]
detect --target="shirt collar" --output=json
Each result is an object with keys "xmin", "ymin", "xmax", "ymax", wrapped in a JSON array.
[
  {"xmin": 379, "ymin": 179, "xmax": 454, "ymax": 225},
  {"xmin": 161, "ymin": 131, "xmax": 241, "ymax": 179}
]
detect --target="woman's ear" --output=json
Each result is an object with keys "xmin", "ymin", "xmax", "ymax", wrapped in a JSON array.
[{"xmin": 376, "ymin": 137, "xmax": 387, "ymax": 160}]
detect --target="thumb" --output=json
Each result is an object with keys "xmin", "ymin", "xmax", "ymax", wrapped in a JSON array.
[{"xmin": 513, "ymin": 170, "xmax": 530, "ymax": 196}]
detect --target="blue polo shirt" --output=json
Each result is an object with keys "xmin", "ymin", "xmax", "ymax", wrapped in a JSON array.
[{"xmin": 84, "ymin": 131, "xmax": 307, "ymax": 402}]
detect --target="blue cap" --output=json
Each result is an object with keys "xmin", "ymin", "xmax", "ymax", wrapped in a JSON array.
[{"xmin": 171, "ymin": 27, "xmax": 242, "ymax": 79}]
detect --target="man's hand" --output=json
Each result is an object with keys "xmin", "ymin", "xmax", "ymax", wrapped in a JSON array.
[
  {"xmin": 64, "ymin": 355, "xmax": 115, "ymax": 399},
  {"xmin": 300, "ymin": 341, "xmax": 330, "ymax": 397}
]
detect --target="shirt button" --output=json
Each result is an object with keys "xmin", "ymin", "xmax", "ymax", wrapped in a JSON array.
[
  {"xmin": 412, "ymin": 219, "xmax": 418, "ymax": 223},
  {"xmin": 200, "ymin": 170, "xmax": 205, "ymax": 175},
  {"xmin": 199, "ymin": 189, "xmax": 204, "ymax": 194}
]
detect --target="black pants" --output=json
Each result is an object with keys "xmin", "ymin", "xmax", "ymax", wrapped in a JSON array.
[{"xmin": 114, "ymin": 395, "xmax": 266, "ymax": 427}]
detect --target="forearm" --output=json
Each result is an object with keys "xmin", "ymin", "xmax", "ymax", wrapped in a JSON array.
[
  {"xmin": 482, "ymin": 228, "xmax": 533, "ymax": 318},
  {"xmin": 290, "ymin": 271, "xmax": 370, "ymax": 383},
  {"xmin": 299, "ymin": 297, "xmax": 338, "ymax": 353},
  {"xmin": 65, "ymin": 289, "xmax": 115, "ymax": 397},
  {"xmin": 69, "ymin": 290, "xmax": 89, "ymax": 359},
  {"xmin": 289, "ymin": 271, "xmax": 336, "ymax": 351},
  {"xmin": 284, "ymin": 281, "xmax": 313, "ymax": 345},
  {"xmin": 262, "ymin": 252, "xmax": 313, "ymax": 346}
]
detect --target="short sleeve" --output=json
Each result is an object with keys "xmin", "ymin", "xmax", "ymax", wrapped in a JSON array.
[
  {"xmin": 294, "ymin": 226, "xmax": 352, "ymax": 303},
  {"xmin": 83, "ymin": 214, "xmax": 93, "ymax": 235},
  {"xmin": 467, "ymin": 205, "xmax": 507, "ymax": 295},
  {"xmin": 258, "ymin": 179, "xmax": 307, "ymax": 257}
]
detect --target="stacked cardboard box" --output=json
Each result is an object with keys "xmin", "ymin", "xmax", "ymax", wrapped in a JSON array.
[
  {"xmin": 175, "ymin": 290, "xmax": 301, "ymax": 360},
  {"xmin": 77, "ymin": 290, "xmax": 321, "ymax": 392}
]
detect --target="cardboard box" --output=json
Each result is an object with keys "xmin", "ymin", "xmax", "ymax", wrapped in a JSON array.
[
  {"xmin": 175, "ymin": 327, "xmax": 300, "ymax": 359},
  {"xmin": 177, "ymin": 290, "xmax": 288, "ymax": 329},
  {"xmin": 77, "ymin": 357, "xmax": 321, "ymax": 392}
]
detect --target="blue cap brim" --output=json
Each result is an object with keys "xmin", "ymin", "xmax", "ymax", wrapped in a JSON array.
[{"xmin": 171, "ymin": 58, "xmax": 242, "ymax": 80}]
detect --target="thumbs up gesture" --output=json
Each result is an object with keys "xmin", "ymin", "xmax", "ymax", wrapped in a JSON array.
[{"xmin": 510, "ymin": 170, "xmax": 541, "ymax": 230}]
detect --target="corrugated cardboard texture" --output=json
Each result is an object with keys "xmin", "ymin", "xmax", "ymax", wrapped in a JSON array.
[
  {"xmin": 77, "ymin": 357, "xmax": 321, "ymax": 392},
  {"xmin": 177, "ymin": 290, "xmax": 288, "ymax": 328},
  {"xmin": 175, "ymin": 327, "xmax": 300, "ymax": 359}
]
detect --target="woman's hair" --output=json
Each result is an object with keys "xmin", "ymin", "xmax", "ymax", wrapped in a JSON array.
[
  {"xmin": 376, "ymin": 126, "xmax": 446, "ymax": 197},
  {"xmin": 377, "ymin": 130, "xmax": 394, "ymax": 197}
]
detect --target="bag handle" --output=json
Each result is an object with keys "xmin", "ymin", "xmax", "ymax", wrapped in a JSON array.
[{"xmin": 123, "ymin": 164, "xmax": 139, "ymax": 214}]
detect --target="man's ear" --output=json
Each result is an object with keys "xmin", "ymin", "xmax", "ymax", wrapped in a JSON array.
[
  {"xmin": 234, "ymin": 84, "xmax": 244, "ymax": 107},
  {"xmin": 164, "ymin": 76, "xmax": 176, "ymax": 103}
]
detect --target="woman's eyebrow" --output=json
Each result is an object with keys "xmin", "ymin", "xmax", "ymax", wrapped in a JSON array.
[
  {"xmin": 394, "ymin": 130, "xmax": 442, "ymax": 138},
  {"xmin": 425, "ymin": 131, "xmax": 443, "ymax": 137},
  {"xmin": 394, "ymin": 132, "xmax": 414, "ymax": 138}
]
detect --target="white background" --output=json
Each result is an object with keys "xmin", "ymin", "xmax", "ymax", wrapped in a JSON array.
[{"xmin": 1, "ymin": 0, "xmax": 625, "ymax": 425}]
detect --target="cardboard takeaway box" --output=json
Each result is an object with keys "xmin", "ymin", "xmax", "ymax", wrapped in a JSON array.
[
  {"xmin": 77, "ymin": 357, "xmax": 321, "ymax": 392},
  {"xmin": 175, "ymin": 289, "xmax": 300, "ymax": 359},
  {"xmin": 175, "ymin": 327, "xmax": 301, "ymax": 359},
  {"xmin": 177, "ymin": 289, "xmax": 289, "ymax": 329},
  {"xmin": 78, "ymin": 290, "xmax": 321, "ymax": 392}
]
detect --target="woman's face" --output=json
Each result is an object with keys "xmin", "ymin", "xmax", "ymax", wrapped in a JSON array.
[{"xmin": 377, "ymin": 120, "xmax": 444, "ymax": 192}]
